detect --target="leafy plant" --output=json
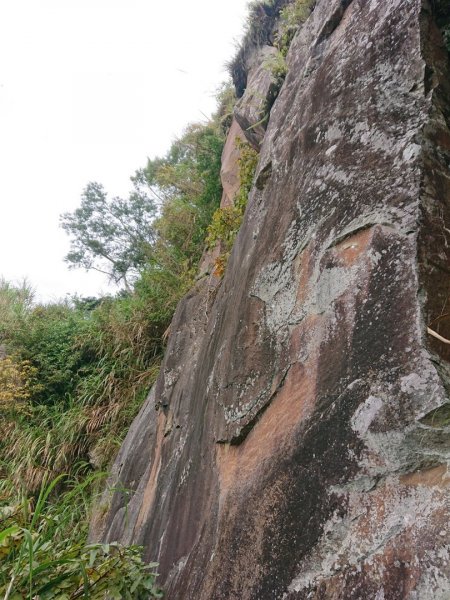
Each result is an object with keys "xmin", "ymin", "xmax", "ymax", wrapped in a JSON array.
[
  {"xmin": 0, "ymin": 356, "xmax": 36, "ymax": 413},
  {"xmin": 0, "ymin": 477, "xmax": 162, "ymax": 599},
  {"xmin": 134, "ymin": 120, "xmax": 225, "ymax": 278},
  {"xmin": 264, "ymin": 49, "xmax": 288, "ymax": 80},
  {"xmin": 276, "ymin": 0, "xmax": 315, "ymax": 56},
  {"xmin": 0, "ymin": 282, "xmax": 163, "ymax": 493},
  {"xmin": 0, "ymin": 87, "xmax": 233, "ymax": 599},
  {"xmin": 206, "ymin": 205, "xmax": 244, "ymax": 252},
  {"xmin": 0, "ymin": 279, "xmax": 34, "ymax": 342},
  {"xmin": 215, "ymin": 81, "xmax": 237, "ymax": 133}
]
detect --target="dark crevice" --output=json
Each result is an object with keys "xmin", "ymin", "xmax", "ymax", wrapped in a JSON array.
[
  {"xmin": 256, "ymin": 161, "xmax": 273, "ymax": 190},
  {"xmin": 424, "ymin": 64, "xmax": 435, "ymax": 96}
]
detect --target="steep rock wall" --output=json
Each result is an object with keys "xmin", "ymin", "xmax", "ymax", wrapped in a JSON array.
[{"xmin": 92, "ymin": 1, "xmax": 450, "ymax": 598}]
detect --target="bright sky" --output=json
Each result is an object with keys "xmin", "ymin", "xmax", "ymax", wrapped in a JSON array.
[{"xmin": 0, "ymin": 0, "xmax": 248, "ymax": 302}]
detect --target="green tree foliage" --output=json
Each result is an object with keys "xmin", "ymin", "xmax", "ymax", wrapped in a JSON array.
[
  {"xmin": 6, "ymin": 302, "xmax": 92, "ymax": 407},
  {"xmin": 0, "ymin": 101, "xmax": 229, "ymax": 493},
  {"xmin": 0, "ymin": 283, "xmax": 165, "ymax": 493},
  {"xmin": 62, "ymin": 113, "xmax": 227, "ymax": 294},
  {"xmin": 133, "ymin": 120, "xmax": 225, "ymax": 278},
  {"xmin": 0, "ymin": 88, "xmax": 242, "ymax": 596},
  {"xmin": 61, "ymin": 183, "xmax": 158, "ymax": 291}
]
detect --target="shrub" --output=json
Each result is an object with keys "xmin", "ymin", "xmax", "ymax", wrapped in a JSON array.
[
  {"xmin": 11, "ymin": 304, "xmax": 92, "ymax": 407},
  {"xmin": 0, "ymin": 476, "xmax": 162, "ymax": 599},
  {"xmin": 0, "ymin": 285, "xmax": 163, "ymax": 493},
  {"xmin": 0, "ymin": 356, "xmax": 36, "ymax": 413},
  {"xmin": 275, "ymin": 0, "xmax": 315, "ymax": 55}
]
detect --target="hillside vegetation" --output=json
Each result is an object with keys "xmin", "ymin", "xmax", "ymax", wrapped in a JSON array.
[
  {"xmin": 0, "ymin": 0, "xmax": 335, "ymax": 594},
  {"xmin": 0, "ymin": 85, "xmax": 249, "ymax": 598}
]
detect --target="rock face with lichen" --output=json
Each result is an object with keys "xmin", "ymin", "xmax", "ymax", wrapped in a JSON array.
[{"xmin": 91, "ymin": 1, "xmax": 450, "ymax": 598}]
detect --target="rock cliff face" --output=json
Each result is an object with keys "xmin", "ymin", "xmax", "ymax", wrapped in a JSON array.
[{"xmin": 91, "ymin": 1, "xmax": 450, "ymax": 598}]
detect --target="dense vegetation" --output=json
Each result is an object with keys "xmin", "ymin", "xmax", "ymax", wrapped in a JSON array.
[
  {"xmin": 3, "ymin": 0, "xmax": 447, "ymax": 595},
  {"xmin": 0, "ymin": 476, "xmax": 161, "ymax": 599},
  {"xmin": 0, "ymin": 0, "xmax": 312, "ymax": 592},
  {"xmin": 206, "ymin": 139, "xmax": 259, "ymax": 276},
  {"xmin": 2, "ymin": 1, "xmax": 447, "ymax": 597},
  {"xmin": 0, "ymin": 75, "xmax": 262, "ymax": 596}
]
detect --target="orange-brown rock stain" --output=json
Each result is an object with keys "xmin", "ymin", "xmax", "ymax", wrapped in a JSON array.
[
  {"xmin": 134, "ymin": 411, "xmax": 167, "ymax": 534},
  {"xmin": 332, "ymin": 227, "xmax": 375, "ymax": 267},
  {"xmin": 400, "ymin": 463, "xmax": 450, "ymax": 488},
  {"xmin": 216, "ymin": 356, "xmax": 318, "ymax": 504},
  {"xmin": 295, "ymin": 243, "xmax": 313, "ymax": 308}
]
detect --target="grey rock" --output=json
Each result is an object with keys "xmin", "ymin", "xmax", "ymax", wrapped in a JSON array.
[{"xmin": 234, "ymin": 45, "xmax": 281, "ymax": 150}]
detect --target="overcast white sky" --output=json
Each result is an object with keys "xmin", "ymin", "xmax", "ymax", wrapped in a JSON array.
[{"xmin": 0, "ymin": 0, "xmax": 249, "ymax": 302}]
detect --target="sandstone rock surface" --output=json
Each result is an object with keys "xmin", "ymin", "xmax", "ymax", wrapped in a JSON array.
[
  {"xmin": 198, "ymin": 118, "xmax": 244, "ymax": 277},
  {"xmin": 219, "ymin": 119, "xmax": 245, "ymax": 208},
  {"xmin": 92, "ymin": 1, "xmax": 450, "ymax": 598}
]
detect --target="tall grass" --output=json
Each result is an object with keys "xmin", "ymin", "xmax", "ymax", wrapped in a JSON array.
[
  {"xmin": 0, "ymin": 476, "xmax": 162, "ymax": 599},
  {"xmin": 0, "ymin": 284, "xmax": 165, "ymax": 493}
]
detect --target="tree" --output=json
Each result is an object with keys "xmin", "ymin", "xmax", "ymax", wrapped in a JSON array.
[
  {"xmin": 61, "ymin": 182, "xmax": 158, "ymax": 290},
  {"xmin": 132, "ymin": 122, "xmax": 225, "ymax": 271}
]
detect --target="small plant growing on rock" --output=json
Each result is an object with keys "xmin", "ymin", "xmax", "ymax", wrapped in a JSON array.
[
  {"xmin": 276, "ymin": 0, "xmax": 315, "ymax": 56},
  {"xmin": 264, "ymin": 49, "xmax": 288, "ymax": 80}
]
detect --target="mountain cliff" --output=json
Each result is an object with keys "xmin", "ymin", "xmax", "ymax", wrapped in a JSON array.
[{"xmin": 91, "ymin": 1, "xmax": 450, "ymax": 598}]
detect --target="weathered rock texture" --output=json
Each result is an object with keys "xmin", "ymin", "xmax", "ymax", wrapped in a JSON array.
[
  {"xmin": 220, "ymin": 119, "xmax": 245, "ymax": 208},
  {"xmin": 234, "ymin": 45, "xmax": 280, "ymax": 150},
  {"xmin": 92, "ymin": 1, "xmax": 450, "ymax": 598}
]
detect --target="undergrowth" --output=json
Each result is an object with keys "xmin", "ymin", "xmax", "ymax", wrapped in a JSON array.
[
  {"xmin": 275, "ymin": 0, "xmax": 315, "ymax": 56},
  {"xmin": 0, "ymin": 476, "xmax": 162, "ymax": 599},
  {"xmin": 229, "ymin": 0, "xmax": 315, "ymax": 96},
  {"xmin": 0, "ymin": 88, "xmax": 232, "ymax": 596}
]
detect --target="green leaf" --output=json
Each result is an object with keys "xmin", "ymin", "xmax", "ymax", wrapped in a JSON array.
[{"xmin": 0, "ymin": 525, "xmax": 21, "ymax": 543}]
